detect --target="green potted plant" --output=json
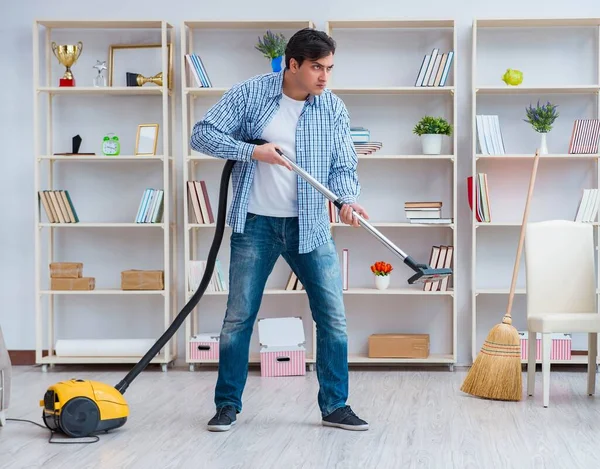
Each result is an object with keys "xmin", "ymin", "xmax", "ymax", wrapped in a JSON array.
[
  {"xmin": 255, "ymin": 31, "xmax": 287, "ymax": 72},
  {"xmin": 523, "ymin": 100, "xmax": 559, "ymax": 154},
  {"xmin": 413, "ymin": 116, "xmax": 453, "ymax": 155}
]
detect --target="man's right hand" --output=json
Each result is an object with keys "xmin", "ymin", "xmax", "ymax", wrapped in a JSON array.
[{"xmin": 251, "ymin": 143, "xmax": 292, "ymax": 171}]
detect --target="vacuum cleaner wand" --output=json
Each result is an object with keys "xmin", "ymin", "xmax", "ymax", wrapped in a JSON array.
[{"xmin": 246, "ymin": 139, "xmax": 452, "ymax": 286}]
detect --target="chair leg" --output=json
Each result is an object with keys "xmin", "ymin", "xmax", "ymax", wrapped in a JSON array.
[
  {"xmin": 527, "ymin": 331, "xmax": 537, "ymax": 396},
  {"xmin": 542, "ymin": 333, "xmax": 551, "ymax": 407},
  {"xmin": 588, "ymin": 333, "xmax": 597, "ymax": 396}
]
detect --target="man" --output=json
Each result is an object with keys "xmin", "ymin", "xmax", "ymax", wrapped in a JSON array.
[{"xmin": 190, "ymin": 28, "xmax": 369, "ymax": 432}]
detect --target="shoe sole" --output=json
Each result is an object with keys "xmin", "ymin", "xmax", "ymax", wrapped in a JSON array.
[
  {"xmin": 322, "ymin": 421, "xmax": 369, "ymax": 431},
  {"xmin": 207, "ymin": 420, "xmax": 236, "ymax": 432}
]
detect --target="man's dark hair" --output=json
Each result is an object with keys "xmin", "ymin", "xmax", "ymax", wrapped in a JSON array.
[{"xmin": 284, "ymin": 28, "xmax": 336, "ymax": 69}]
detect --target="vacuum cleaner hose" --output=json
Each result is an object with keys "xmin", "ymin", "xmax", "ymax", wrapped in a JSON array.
[{"xmin": 114, "ymin": 158, "xmax": 235, "ymax": 394}]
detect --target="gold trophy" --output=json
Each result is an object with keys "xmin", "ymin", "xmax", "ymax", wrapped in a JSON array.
[
  {"xmin": 51, "ymin": 41, "xmax": 83, "ymax": 87},
  {"xmin": 127, "ymin": 71, "xmax": 163, "ymax": 87}
]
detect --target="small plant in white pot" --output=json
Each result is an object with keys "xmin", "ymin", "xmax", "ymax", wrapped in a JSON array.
[
  {"xmin": 371, "ymin": 261, "xmax": 393, "ymax": 290},
  {"xmin": 413, "ymin": 116, "xmax": 453, "ymax": 155}
]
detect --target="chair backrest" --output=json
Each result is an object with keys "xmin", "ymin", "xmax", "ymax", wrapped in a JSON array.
[{"xmin": 525, "ymin": 220, "xmax": 597, "ymax": 316}]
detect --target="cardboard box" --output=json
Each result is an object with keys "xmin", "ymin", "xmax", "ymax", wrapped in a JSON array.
[
  {"xmin": 49, "ymin": 262, "xmax": 82, "ymax": 278},
  {"xmin": 368, "ymin": 333, "xmax": 430, "ymax": 358},
  {"xmin": 121, "ymin": 270, "xmax": 164, "ymax": 290},
  {"xmin": 188, "ymin": 333, "xmax": 220, "ymax": 361},
  {"xmin": 518, "ymin": 331, "xmax": 572, "ymax": 361},
  {"xmin": 51, "ymin": 277, "xmax": 95, "ymax": 291},
  {"xmin": 258, "ymin": 317, "xmax": 306, "ymax": 377}
]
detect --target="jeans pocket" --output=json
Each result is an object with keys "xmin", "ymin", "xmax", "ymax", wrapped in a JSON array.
[{"xmin": 245, "ymin": 212, "xmax": 259, "ymax": 222}]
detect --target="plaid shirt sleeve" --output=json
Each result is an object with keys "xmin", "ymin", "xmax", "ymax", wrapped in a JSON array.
[
  {"xmin": 189, "ymin": 82, "xmax": 255, "ymax": 162},
  {"xmin": 329, "ymin": 101, "xmax": 360, "ymax": 204}
]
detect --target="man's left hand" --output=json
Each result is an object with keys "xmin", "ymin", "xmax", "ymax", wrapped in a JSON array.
[{"xmin": 339, "ymin": 203, "xmax": 369, "ymax": 227}]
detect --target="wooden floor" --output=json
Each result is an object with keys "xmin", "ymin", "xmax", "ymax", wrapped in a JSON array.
[{"xmin": 2, "ymin": 364, "xmax": 600, "ymax": 468}]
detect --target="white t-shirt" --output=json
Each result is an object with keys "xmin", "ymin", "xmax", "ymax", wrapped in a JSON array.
[{"xmin": 247, "ymin": 93, "xmax": 306, "ymax": 217}]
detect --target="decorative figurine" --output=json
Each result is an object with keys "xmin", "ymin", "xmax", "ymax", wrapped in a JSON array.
[{"xmin": 93, "ymin": 60, "xmax": 107, "ymax": 87}]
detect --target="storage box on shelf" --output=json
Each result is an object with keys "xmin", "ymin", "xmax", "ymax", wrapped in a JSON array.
[
  {"xmin": 471, "ymin": 18, "xmax": 600, "ymax": 365},
  {"xmin": 33, "ymin": 20, "xmax": 177, "ymax": 371}
]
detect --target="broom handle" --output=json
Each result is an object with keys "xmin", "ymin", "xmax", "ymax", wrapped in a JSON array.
[{"xmin": 504, "ymin": 150, "xmax": 540, "ymax": 324}]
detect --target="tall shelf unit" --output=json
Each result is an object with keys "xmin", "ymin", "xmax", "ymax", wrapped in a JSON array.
[
  {"xmin": 471, "ymin": 18, "xmax": 600, "ymax": 365},
  {"xmin": 180, "ymin": 20, "xmax": 316, "ymax": 371},
  {"xmin": 325, "ymin": 20, "xmax": 457, "ymax": 368},
  {"xmin": 33, "ymin": 20, "xmax": 177, "ymax": 371},
  {"xmin": 181, "ymin": 19, "xmax": 457, "ymax": 370}
]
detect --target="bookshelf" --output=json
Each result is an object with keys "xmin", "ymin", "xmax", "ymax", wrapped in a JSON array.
[
  {"xmin": 181, "ymin": 19, "xmax": 457, "ymax": 370},
  {"xmin": 325, "ymin": 19, "xmax": 457, "ymax": 367},
  {"xmin": 471, "ymin": 18, "xmax": 600, "ymax": 365},
  {"xmin": 33, "ymin": 20, "xmax": 177, "ymax": 371}
]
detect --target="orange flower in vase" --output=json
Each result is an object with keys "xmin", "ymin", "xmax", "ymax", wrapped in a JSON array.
[{"xmin": 370, "ymin": 261, "xmax": 393, "ymax": 290}]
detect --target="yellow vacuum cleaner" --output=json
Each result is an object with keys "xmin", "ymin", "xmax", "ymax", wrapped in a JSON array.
[{"xmin": 40, "ymin": 139, "xmax": 452, "ymax": 438}]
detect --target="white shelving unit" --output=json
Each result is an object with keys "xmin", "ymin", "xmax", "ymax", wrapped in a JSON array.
[
  {"xmin": 325, "ymin": 19, "xmax": 457, "ymax": 367},
  {"xmin": 181, "ymin": 20, "xmax": 316, "ymax": 370},
  {"xmin": 33, "ymin": 20, "xmax": 177, "ymax": 371},
  {"xmin": 471, "ymin": 17, "xmax": 600, "ymax": 365},
  {"xmin": 181, "ymin": 18, "xmax": 457, "ymax": 370}
]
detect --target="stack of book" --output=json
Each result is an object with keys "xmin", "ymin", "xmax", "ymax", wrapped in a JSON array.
[
  {"xmin": 185, "ymin": 53, "xmax": 212, "ymax": 87},
  {"xmin": 38, "ymin": 190, "xmax": 79, "ymax": 223},
  {"xmin": 404, "ymin": 201, "xmax": 452, "ymax": 224},
  {"xmin": 575, "ymin": 188, "xmax": 600, "ymax": 222},
  {"xmin": 135, "ymin": 189, "xmax": 164, "ymax": 223},
  {"xmin": 422, "ymin": 245, "xmax": 453, "ymax": 292},
  {"xmin": 414, "ymin": 49, "xmax": 454, "ymax": 87},
  {"xmin": 476, "ymin": 115, "xmax": 505, "ymax": 155},
  {"xmin": 568, "ymin": 119, "xmax": 600, "ymax": 154},
  {"xmin": 188, "ymin": 260, "xmax": 227, "ymax": 293},
  {"xmin": 467, "ymin": 174, "xmax": 491, "ymax": 223},
  {"xmin": 188, "ymin": 180, "xmax": 214, "ymax": 224},
  {"xmin": 285, "ymin": 271, "xmax": 304, "ymax": 290},
  {"xmin": 351, "ymin": 126, "xmax": 382, "ymax": 155}
]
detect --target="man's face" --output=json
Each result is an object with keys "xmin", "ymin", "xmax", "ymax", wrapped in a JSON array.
[{"xmin": 292, "ymin": 53, "xmax": 334, "ymax": 95}]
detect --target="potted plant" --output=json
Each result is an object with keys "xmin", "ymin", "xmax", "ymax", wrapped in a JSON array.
[
  {"xmin": 413, "ymin": 116, "xmax": 453, "ymax": 155},
  {"xmin": 370, "ymin": 261, "xmax": 393, "ymax": 290},
  {"xmin": 524, "ymin": 100, "xmax": 559, "ymax": 154},
  {"xmin": 255, "ymin": 30, "xmax": 287, "ymax": 72}
]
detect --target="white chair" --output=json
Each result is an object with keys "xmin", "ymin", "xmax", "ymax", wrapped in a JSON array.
[{"xmin": 525, "ymin": 220, "xmax": 600, "ymax": 407}]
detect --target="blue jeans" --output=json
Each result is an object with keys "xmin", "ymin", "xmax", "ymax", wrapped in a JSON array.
[{"xmin": 214, "ymin": 213, "xmax": 349, "ymax": 417}]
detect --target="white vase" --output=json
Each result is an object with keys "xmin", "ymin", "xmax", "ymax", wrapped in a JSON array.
[
  {"xmin": 539, "ymin": 132, "xmax": 548, "ymax": 155},
  {"xmin": 375, "ymin": 275, "xmax": 390, "ymax": 290},
  {"xmin": 421, "ymin": 134, "xmax": 443, "ymax": 155}
]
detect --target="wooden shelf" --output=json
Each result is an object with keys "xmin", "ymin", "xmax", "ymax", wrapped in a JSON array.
[
  {"xmin": 37, "ymin": 86, "xmax": 165, "ymax": 96},
  {"xmin": 348, "ymin": 353, "xmax": 454, "ymax": 364},
  {"xmin": 39, "ymin": 222, "xmax": 165, "ymax": 228},
  {"xmin": 40, "ymin": 289, "xmax": 166, "ymax": 295},
  {"xmin": 475, "ymin": 85, "xmax": 599, "ymax": 94},
  {"xmin": 476, "ymin": 153, "xmax": 600, "ymax": 159},
  {"xmin": 184, "ymin": 20, "xmax": 315, "ymax": 30},
  {"xmin": 327, "ymin": 19, "xmax": 455, "ymax": 29},
  {"xmin": 39, "ymin": 155, "xmax": 167, "ymax": 161},
  {"xmin": 329, "ymin": 86, "xmax": 454, "ymax": 94},
  {"xmin": 35, "ymin": 20, "xmax": 172, "ymax": 29}
]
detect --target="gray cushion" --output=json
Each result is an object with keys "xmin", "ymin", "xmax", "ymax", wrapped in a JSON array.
[{"xmin": 0, "ymin": 325, "xmax": 10, "ymax": 412}]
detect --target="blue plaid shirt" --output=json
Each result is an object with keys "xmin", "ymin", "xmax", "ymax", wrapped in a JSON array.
[{"xmin": 190, "ymin": 70, "xmax": 360, "ymax": 254}]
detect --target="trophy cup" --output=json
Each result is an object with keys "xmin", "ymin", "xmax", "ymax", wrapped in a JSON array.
[
  {"xmin": 51, "ymin": 41, "xmax": 83, "ymax": 87},
  {"xmin": 126, "ymin": 71, "xmax": 163, "ymax": 87}
]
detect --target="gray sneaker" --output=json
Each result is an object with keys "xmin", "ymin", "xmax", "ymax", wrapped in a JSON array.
[
  {"xmin": 322, "ymin": 406, "xmax": 369, "ymax": 431},
  {"xmin": 207, "ymin": 405, "xmax": 237, "ymax": 432}
]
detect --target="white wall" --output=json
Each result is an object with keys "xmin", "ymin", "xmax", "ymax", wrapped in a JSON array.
[{"xmin": 2, "ymin": 0, "xmax": 600, "ymax": 366}]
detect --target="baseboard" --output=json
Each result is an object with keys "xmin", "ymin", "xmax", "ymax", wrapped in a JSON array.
[{"xmin": 8, "ymin": 350, "xmax": 48, "ymax": 366}]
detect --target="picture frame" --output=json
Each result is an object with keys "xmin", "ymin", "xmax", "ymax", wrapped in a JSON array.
[
  {"xmin": 135, "ymin": 124, "xmax": 159, "ymax": 155},
  {"xmin": 108, "ymin": 43, "xmax": 173, "ymax": 89}
]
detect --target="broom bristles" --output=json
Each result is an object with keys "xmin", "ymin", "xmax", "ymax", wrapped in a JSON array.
[{"xmin": 460, "ymin": 314, "xmax": 522, "ymax": 401}]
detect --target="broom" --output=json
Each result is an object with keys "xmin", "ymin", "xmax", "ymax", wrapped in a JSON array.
[{"xmin": 460, "ymin": 150, "xmax": 540, "ymax": 401}]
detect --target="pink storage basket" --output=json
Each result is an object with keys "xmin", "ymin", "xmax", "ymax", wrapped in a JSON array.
[
  {"xmin": 519, "ymin": 331, "xmax": 572, "ymax": 361},
  {"xmin": 258, "ymin": 317, "xmax": 306, "ymax": 377},
  {"xmin": 189, "ymin": 333, "xmax": 220, "ymax": 361}
]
